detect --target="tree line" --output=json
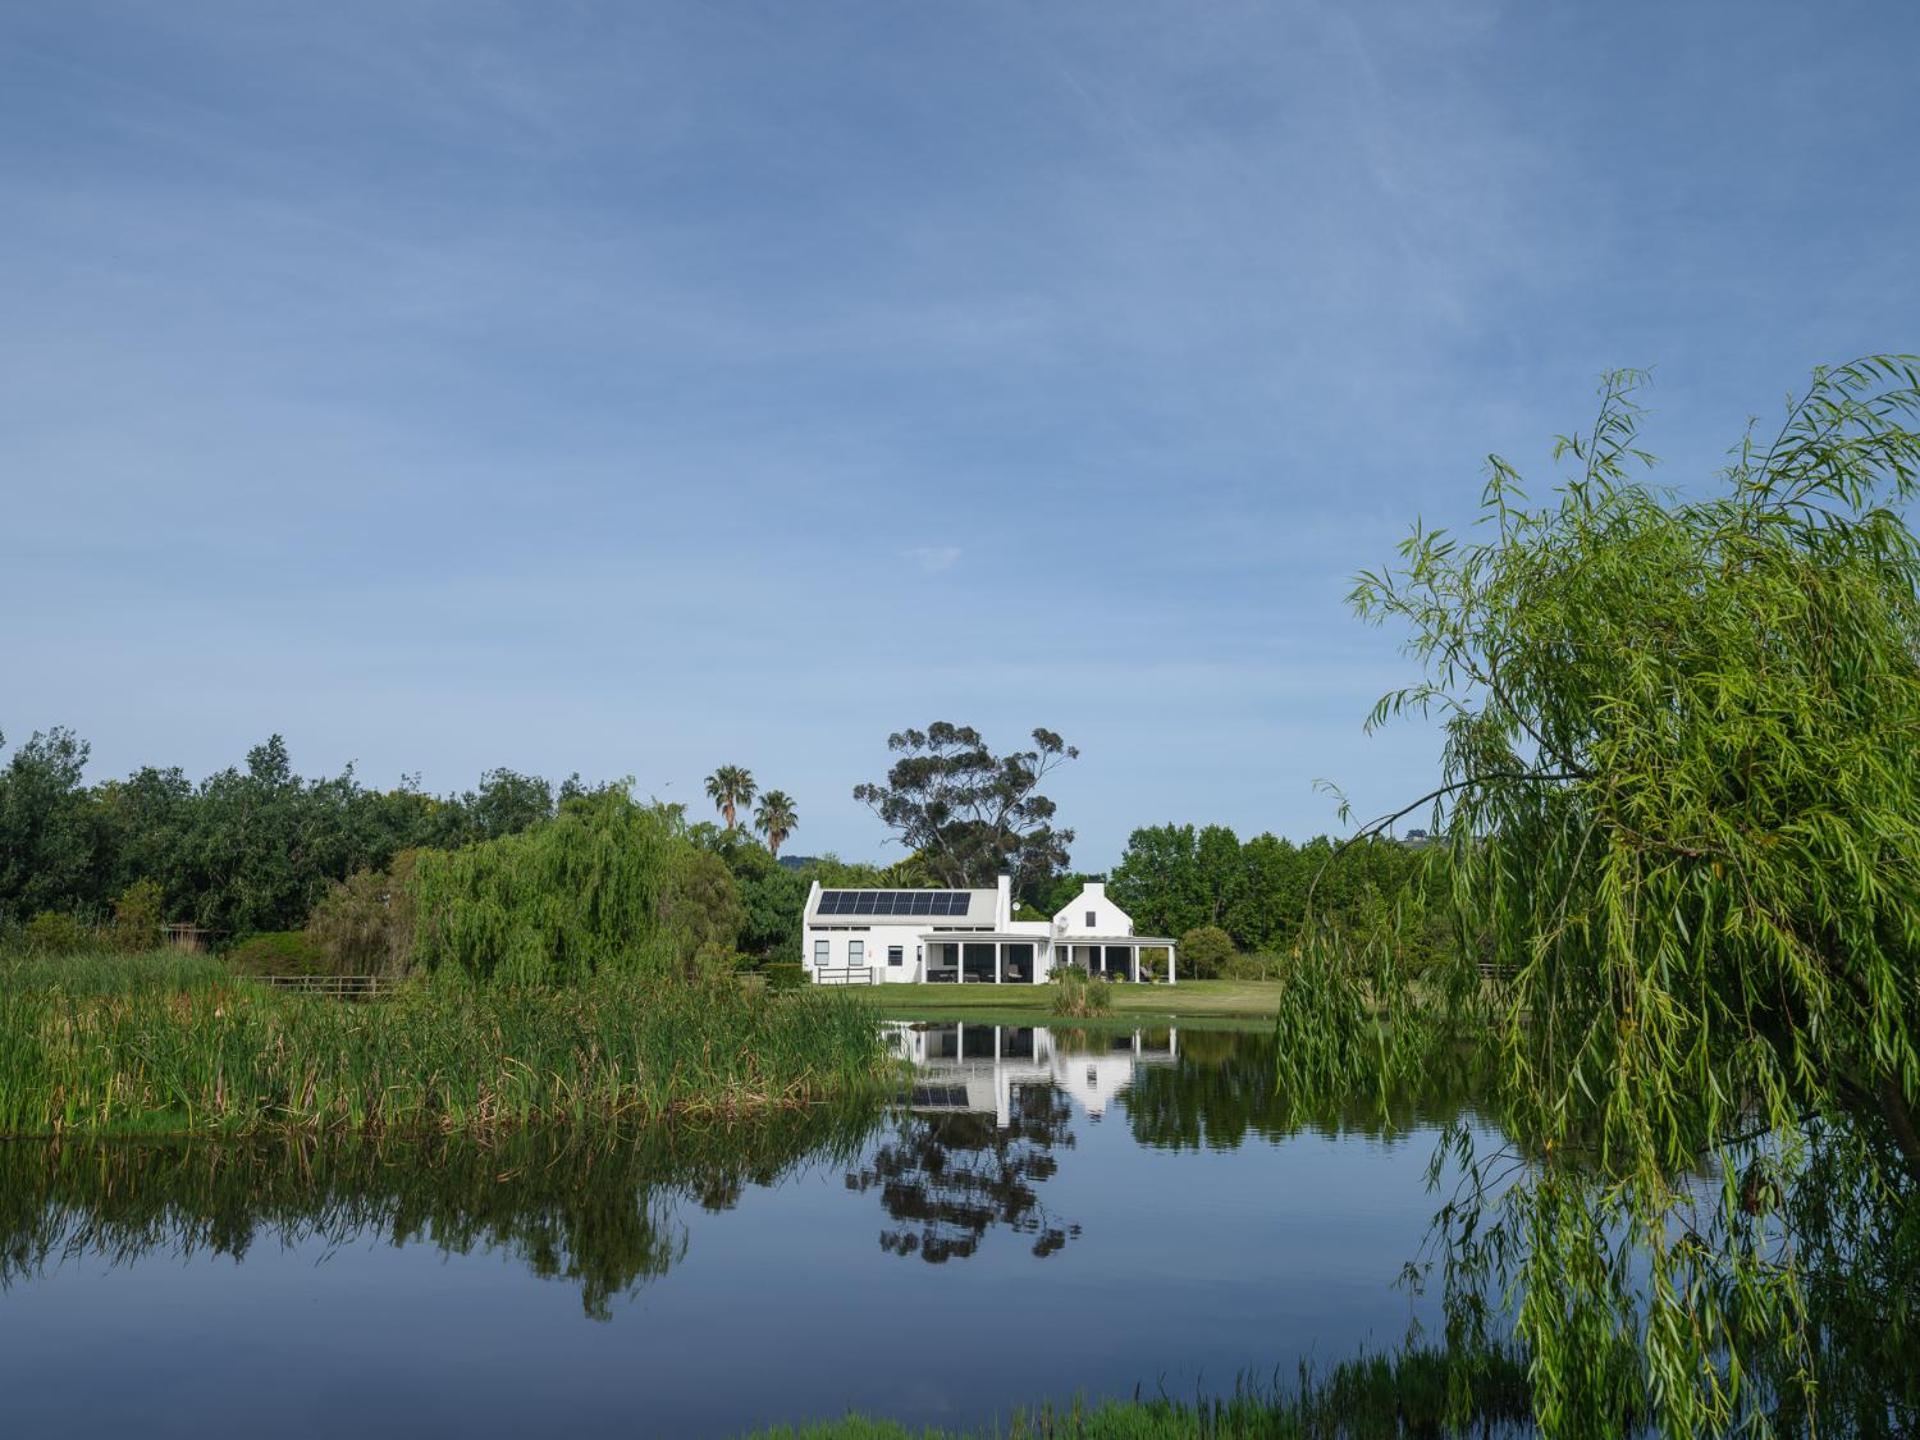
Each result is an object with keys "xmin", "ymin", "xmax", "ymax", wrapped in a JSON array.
[
  {"xmin": 0, "ymin": 725, "xmax": 884, "ymax": 971},
  {"xmin": 1101, "ymin": 823, "xmax": 1430, "ymax": 959},
  {"xmin": 0, "ymin": 727, "xmax": 607, "ymax": 940},
  {"xmin": 1, "ymin": 719, "xmax": 1437, "ymax": 976}
]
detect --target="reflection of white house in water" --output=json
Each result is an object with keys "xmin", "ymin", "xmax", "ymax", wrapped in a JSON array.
[
  {"xmin": 891, "ymin": 1022, "xmax": 1180, "ymax": 1125},
  {"xmin": 802, "ymin": 876, "xmax": 1178, "ymax": 985}
]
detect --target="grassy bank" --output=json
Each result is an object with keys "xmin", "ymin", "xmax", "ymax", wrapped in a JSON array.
[
  {"xmin": 741, "ymin": 1346, "xmax": 1532, "ymax": 1439},
  {"xmin": 0, "ymin": 951, "xmax": 893, "ymax": 1137},
  {"xmin": 865, "ymin": 979, "xmax": 1284, "ymax": 1025}
]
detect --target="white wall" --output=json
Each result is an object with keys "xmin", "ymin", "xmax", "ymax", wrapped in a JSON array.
[
  {"xmin": 803, "ymin": 919, "xmax": 929, "ymax": 980},
  {"xmin": 1052, "ymin": 880, "xmax": 1133, "ymax": 937}
]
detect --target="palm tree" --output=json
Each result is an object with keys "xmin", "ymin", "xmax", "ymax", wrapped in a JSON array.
[
  {"xmin": 704, "ymin": 765, "xmax": 756, "ymax": 830},
  {"xmin": 753, "ymin": 790, "xmax": 798, "ymax": 859}
]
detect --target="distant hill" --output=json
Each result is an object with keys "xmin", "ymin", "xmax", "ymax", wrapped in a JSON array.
[{"xmin": 776, "ymin": 855, "xmax": 822, "ymax": 871}]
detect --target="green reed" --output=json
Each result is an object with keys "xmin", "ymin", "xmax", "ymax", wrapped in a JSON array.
[
  {"xmin": 0, "ymin": 966, "xmax": 893, "ymax": 1137},
  {"xmin": 0, "ymin": 947, "xmax": 231, "ymax": 996},
  {"xmin": 741, "ymin": 1345, "xmax": 1534, "ymax": 1438}
]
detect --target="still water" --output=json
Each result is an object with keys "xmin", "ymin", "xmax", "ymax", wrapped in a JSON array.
[{"xmin": 0, "ymin": 1024, "xmax": 1492, "ymax": 1438}]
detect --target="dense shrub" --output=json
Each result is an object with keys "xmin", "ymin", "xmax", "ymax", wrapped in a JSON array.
[
  {"xmin": 225, "ymin": 931, "xmax": 329, "ymax": 976},
  {"xmin": 658, "ymin": 850, "xmax": 746, "ymax": 979},
  {"xmin": 762, "ymin": 962, "xmax": 805, "ymax": 990},
  {"xmin": 1176, "ymin": 924, "xmax": 1238, "ymax": 979},
  {"xmin": 305, "ymin": 852, "xmax": 419, "ymax": 977},
  {"xmin": 109, "ymin": 879, "xmax": 165, "ymax": 953},
  {"xmin": 1217, "ymin": 949, "xmax": 1285, "ymax": 981},
  {"xmin": 22, "ymin": 912, "xmax": 92, "ymax": 956}
]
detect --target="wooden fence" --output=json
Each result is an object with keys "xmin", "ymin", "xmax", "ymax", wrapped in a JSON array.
[{"xmin": 246, "ymin": 974, "xmax": 394, "ymax": 1000}]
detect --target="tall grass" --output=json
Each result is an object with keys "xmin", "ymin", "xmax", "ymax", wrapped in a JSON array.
[
  {"xmin": 0, "ymin": 947, "xmax": 229, "ymax": 996},
  {"xmin": 740, "ymin": 1346, "xmax": 1534, "ymax": 1438},
  {"xmin": 1049, "ymin": 966, "xmax": 1113, "ymax": 1017},
  {"xmin": 0, "ymin": 968, "xmax": 892, "ymax": 1137}
]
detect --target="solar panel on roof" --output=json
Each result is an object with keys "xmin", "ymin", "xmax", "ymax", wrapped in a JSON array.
[{"xmin": 815, "ymin": 889, "xmax": 978, "ymax": 919}]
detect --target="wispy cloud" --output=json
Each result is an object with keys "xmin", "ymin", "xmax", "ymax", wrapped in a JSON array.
[
  {"xmin": 2, "ymin": 1, "xmax": 1914, "ymax": 861},
  {"xmin": 905, "ymin": 545, "xmax": 963, "ymax": 574}
]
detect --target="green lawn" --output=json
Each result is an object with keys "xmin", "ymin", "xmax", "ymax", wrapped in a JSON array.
[{"xmin": 860, "ymin": 978, "xmax": 1282, "ymax": 1025}]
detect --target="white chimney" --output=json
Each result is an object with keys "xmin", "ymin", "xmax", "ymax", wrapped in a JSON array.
[
  {"xmin": 1083, "ymin": 880, "xmax": 1106, "ymax": 903},
  {"xmin": 996, "ymin": 873, "xmax": 1012, "ymax": 925}
]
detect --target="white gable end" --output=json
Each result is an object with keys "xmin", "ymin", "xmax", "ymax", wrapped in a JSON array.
[{"xmin": 1053, "ymin": 881, "xmax": 1132, "ymax": 937}]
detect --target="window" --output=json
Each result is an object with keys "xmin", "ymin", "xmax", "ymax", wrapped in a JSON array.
[
  {"xmin": 887, "ymin": 946, "xmax": 904, "ymax": 967},
  {"xmin": 813, "ymin": 940, "xmax": 828, "ymax": 969},
  {"xmin": 848, "ymin": 940, "xmax": 865, "ymax": 967},
  {"xmin": 1086, "ymin": 911, "xmax": 1097, "ymax": 929}
]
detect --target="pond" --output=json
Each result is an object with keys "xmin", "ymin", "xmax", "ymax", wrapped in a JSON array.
[{"xmin": 0, "ymin": 1023, "xmax": 1499, "ymax": 1438}]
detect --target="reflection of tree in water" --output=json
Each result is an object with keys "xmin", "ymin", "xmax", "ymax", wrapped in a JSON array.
[
  {"xmin": 1120, "ymin": 1030, "xmax": 1499, "ymax": 1152},
  {"xmin": 847, "ymin": 1084, "xmax": 1079, "ymax": 1262},
  {"xmin": 0, "ymin": 1106, "xmax": 877, "ymax": 1321}
]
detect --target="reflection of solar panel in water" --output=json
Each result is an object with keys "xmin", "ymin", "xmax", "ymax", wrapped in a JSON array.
[
  {"xmin": 908, "ymin": 1084, "xmax": 971, "ymax": 1109},
  {"xmin": 815, "ymin": 890, "xmax": 974, "ymax": 917}
]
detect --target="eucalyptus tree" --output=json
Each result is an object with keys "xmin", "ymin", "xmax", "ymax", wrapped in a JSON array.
[
  {"xmin": 1293, "ymin": 359, "xmax": 1920, "ymax": 1437},
  {"xmin": 703, "ymin": 765, "xmax": 756, "ymax": 831},
  {"xmin": 752, "ymin": 790, "xmax": 798, "ymax": 859},
  {"xmin": 853, "ymin": 722, "xmax": 1077, "ymax": 898}
]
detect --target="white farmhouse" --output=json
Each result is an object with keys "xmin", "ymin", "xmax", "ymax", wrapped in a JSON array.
[{"xmin": 800, "ymin": 875, "xmax": 1178, "ymax": 985}]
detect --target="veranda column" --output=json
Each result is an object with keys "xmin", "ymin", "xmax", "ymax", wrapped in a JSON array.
[
  {"xmin": 1168, "ymin": 945, "xmax": 1177, "ymax": 985},
  {"xmin": 1130, "ymin": 947, "xmax": 1140, "ymax": 984},
  {"xmin": 994, "ymin": 942, "xmax": 1003, "ymax": 985}
]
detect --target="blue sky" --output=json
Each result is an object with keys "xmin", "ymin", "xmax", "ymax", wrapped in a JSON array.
[{"xmin": 3, "ymin": 1, "xmax": 1916, "ymax": 867}]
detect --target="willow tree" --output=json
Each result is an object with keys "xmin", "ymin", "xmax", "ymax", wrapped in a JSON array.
[
  {"xmin": 411, "ymin": 790, "xmax": 685, "ymax": 985},
  {"xmin": 1293, "ymin": 358, "xmax": 1920, "ymax": 1437}
]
